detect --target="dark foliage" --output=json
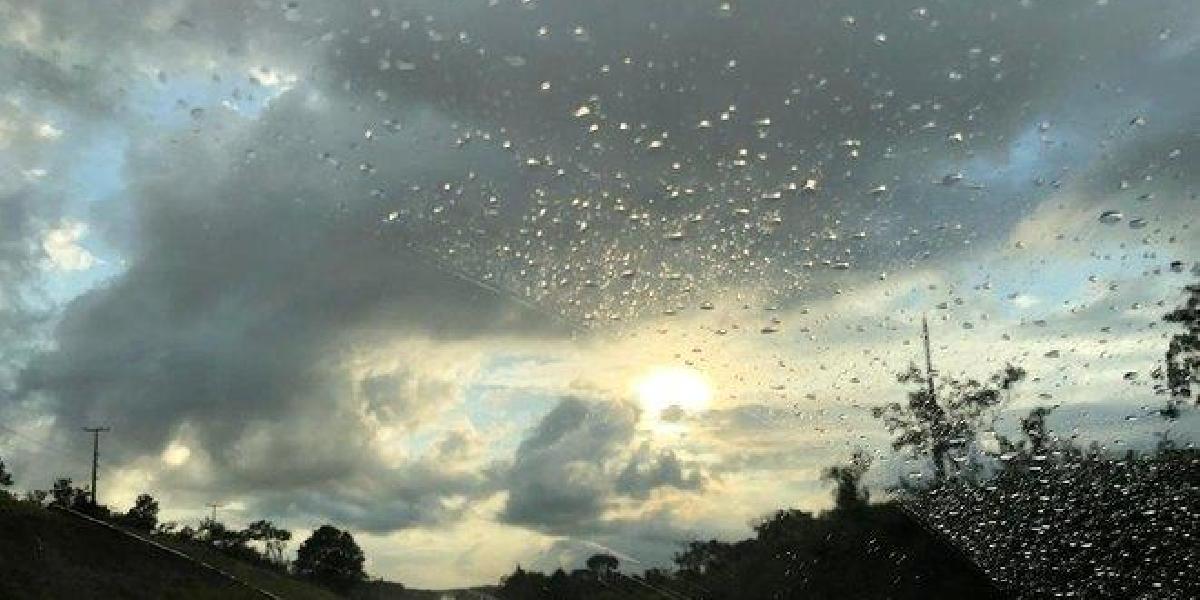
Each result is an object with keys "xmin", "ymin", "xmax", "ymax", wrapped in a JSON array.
[
  {"xmin": 119, "ymin": 493, "xmax": 159, "ymax": 531},
  {"xmin": 48, "ymin": 477, "xmax": 90, "ymax": 511},
  {"xmin": 1155, "ymin": 282, "xmax": 1200, "ymax": 418},
  {"xmin": 585, "ymin": 553, "xmax": 620, "ymax": 574},
  {"xmin": 0, "ymin": 457, "xmax": 13, "ymax": 488},
  {"xmin": 294, "ymin": 524, "xmax": 367, "ymax": 593},
  {"xmin": 873, "ymin": 362, "xmax": 1025, "ymax": 479},
  {"xmin": 906, "ymin": 439, "xmax": 1199, "ymax": 598},
  {"xmin": 822, "ymin": 449, "xmax": 871, "ymax": 510},
  {"xmin": 497, "ymin": 456, "xmax": 1002, "ymax": 600},
  {"xmin": 246, "ymin": 519, "xmax": 292, "ymax": 565}
]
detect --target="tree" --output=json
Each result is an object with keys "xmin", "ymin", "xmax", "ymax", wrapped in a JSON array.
[
  {"xmin": 1155, "ymin": 282, "xmax": 1199, "ymax": 418},
  {"xmin": 0, "ymin": 456, "xmax": 13, "ymax": 488},
  {"xmin": 585, "ymin": 553, "xmax": 619, "ymax": 576},
  {"xmin": 123, "ymin": 493, "xmax": 159, "ymax": 531},
  {"xmin": 873, "ymin": 363, "xmax": 1025, "ymax": 479},
  {"xmin": 1018, "ymin": 406, "xmax": 1056, "ymax": 455},
  {"xmin": 294, "ymin": 525, "xmax": 366, "ymax": 592},
  {"xmin": 246, "ymin": 519, "xmax": 292, "ymax": 564},
  {"xmin": 822, "ymin": 450, "xmax": 872, "ymax": 510},
  {"xmin": 23, "ymin": 489, "xmax": 48, "ymax": 506},
  {"xmin": 49, "ymin": 477, "xmax": 88, "ymax": 509}
]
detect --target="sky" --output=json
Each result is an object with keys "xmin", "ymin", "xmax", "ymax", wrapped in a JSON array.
[{"xmin": 1, "ymin": 0, "xmax": 1198, "ymax": 589}]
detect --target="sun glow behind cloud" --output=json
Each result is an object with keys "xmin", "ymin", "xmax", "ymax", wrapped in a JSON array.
[{"xmin": 635, "ymin": 367, "xmax": 713, "ymax": 420}]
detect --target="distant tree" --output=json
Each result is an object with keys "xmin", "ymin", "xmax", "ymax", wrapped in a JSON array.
[
  {"xmin": 23, "ymin": 489, "xmax": 48, "ymax": 506},
  {"xmin": 822, "ymin": 450, "xmax": 872, "ymax": 510},
  {"xmin": 122, "ymin": 493, "xmax": 159, "ymax": 530},
  {"xmin": 1018, "ymin": 406, "xmax": 1055, "ymax": 454},
  {"xmin": 873, "ymin": 363, "xmax": 1025, "ymax": 479},
  {"xmin": 175, "ymin": 524, "xmax": 198, "ymax": 543},
  {"xmin": 1155, "ymin": 282, "xmax": 1199, "ymax": 418},
  {"xmin": 499, "ymin": 565, "xmax": 550, "ymax": 600},
  {"xmin": 294, "ymin": 525, "xmax": 366, "ymax": 592},
  {"xmin": 49, "ymin": 477, "xmax": 88, "ymax": 509},
  {"xmin": 674, "ymin": 538, "xmax": 741, "ymax": 578},
  {"xmin": 585, "ymin": 553, "xmax": 619, "ymax": 576},
  {"xmin": 246, "ymin": 519, "xmax": 292, "ymax": 564},
  {"xmin": 642, "ymin": 567, "xmax": 673, "ymax": 587},
  {"xmin": 155, "ymin": 521, "xmax": 178, "ymax": 536},
  {"xmin": 0, "ymin": 456, "xmax": 13, "ymax": 488},
  {"xmin": 197, "ymin": 517, "xmax": 260, "ymax": 562}
]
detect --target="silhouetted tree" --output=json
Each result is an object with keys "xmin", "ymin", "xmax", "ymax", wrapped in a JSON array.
[
  {"xmin": 196, "ymin": 517, "xmax": 263, "ymax": 563},
  {"xmin": 585, "ymin": 553, "xmax": 619, "ymax": 576},
  {"xmin": 294, "ymin": 524, "xmax": 366, "ymax": 592},
  {"xmin": 49, "ymin": 477, "xmax": 88, "ymax": 509},
  {"xmin": 174, "ymin": 524, "xmax": 198, "ymax": 543},
  {"xmin": 0, "ymin": 456, "xmax": 13, "ymax": 488},
  {"xmin": 822, "ymin": 450, "xmax": 872, "ymax": 510},
  {"xmin": 246, "ymin": 519, "xmax": 292, "ymax": 564},
  {"xmin": 499, "ymin": 565, "xmax": 549, "ymax": 599},
  {"xmin": 1155, "ymin": 282, "xmax": 1199, "ymax": 418},
  {"xmin": 122, "ymin": 493, "xmax": 159, "ymax": 531},
  {"xmin": 23, "ymin": 488, "xmax": 48, "ymax": 506},
  {"xmin": 873, "ymin": 363, "xmax": 1025, "ymax": 479},
  {"xmin": 906, "ymin": 438, "xmax": 1198, "ymax": 597}
]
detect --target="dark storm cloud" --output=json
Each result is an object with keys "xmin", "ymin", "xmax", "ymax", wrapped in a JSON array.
[
  {"xmin": 246, "ymin": 433, "xmax": 493, "ymax": 533},
  {"xmin": 499, "ymin": 396, "xmax": 706, "ymax": 532},
  {"xmin": 615, "ymin": 443, "xmax": 703, "ymax": 499},
  {"xmin": 307, "ymin": 0, "xmax": 1200, "ymax": 317},
  {"xmin": 10, "ymin": 81, "xmax": 554, "ymax": 530},
  {"xmin": 500, "ymin": 396, "xmax": 636, "ymax": 529}
]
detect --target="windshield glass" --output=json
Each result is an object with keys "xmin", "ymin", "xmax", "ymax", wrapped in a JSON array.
[{"xmin": 1, "ymin": 1, "xmax": 1196, "ymax": 598}]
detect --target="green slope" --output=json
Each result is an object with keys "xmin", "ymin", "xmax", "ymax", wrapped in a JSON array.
[{"xmin": 0, "ymin": 496, "xmax": 338, "ymax": 600}]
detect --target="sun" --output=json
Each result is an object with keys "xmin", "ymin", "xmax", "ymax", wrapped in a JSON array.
[{"xmin": 635, "ymin": 367, "xmax": 713, "ymax": 418}]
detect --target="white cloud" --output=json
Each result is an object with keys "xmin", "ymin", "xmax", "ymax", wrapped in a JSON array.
[
  {"xmin": 41, "ymin": 220, "xmax": 97, "ymax": 271},
  {"xmin": 35, "ymin": 122, "xmax": 62, "ymax": 140}
]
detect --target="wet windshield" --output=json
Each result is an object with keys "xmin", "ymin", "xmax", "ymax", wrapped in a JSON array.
[{"xmin": 0, "ymin": 1, "xmax": 1196, "ymax": 598}]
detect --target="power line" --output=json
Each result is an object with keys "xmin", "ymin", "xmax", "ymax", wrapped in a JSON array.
[{"xmin": 0, "ymin": 423, "xmax": 119, "ymax": 482}]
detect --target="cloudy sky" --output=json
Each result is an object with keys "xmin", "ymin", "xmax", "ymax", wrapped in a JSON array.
[{"xmin": 1, "ymin": 0, "xmax": 1198, "ymax": 588}]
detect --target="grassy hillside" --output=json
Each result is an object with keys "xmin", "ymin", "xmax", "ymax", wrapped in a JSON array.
[{"xmin": 0, "ymin": 495, "xmax": 337, "ymax": 600}]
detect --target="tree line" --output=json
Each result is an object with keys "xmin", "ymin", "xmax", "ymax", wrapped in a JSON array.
[{"xmin": 0, "ymin": 473, "xmax": 369, "ymax": 594}]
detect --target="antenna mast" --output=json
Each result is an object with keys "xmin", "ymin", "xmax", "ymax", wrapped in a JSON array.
[
  {"xmin": 205, "ymin": 502, "xmax": 225, "ymax": 521},
  {"xmin": 922, "ymin": 315, "xmax": 937, "ymax": 399},
  {"xmin": 81, "ymin": 426, "xmax": 110, "ymax": 506}
]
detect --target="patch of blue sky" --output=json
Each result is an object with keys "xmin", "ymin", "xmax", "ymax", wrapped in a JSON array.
[
  {"xmin": 37, "ymin": 71, "xmax": 296, "ymax": 307},
  {"xmin": 66, "ymin": 126, "xmax": 127, "ymax": 205},
  {"xmin": 39, "ymin": 260, "xmax": 122, "ymax": 307},
  {"xmin": 460, "ymin": 385, "xmax": 559, "ymax": 445},
  {"xmin": 125, "ymin": 69, "xmax": 291, "ymax": 128}
]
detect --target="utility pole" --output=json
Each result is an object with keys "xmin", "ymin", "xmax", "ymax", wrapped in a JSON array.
[
  {"xmin": 81, "ymin": 427, "xmax": 110, "ymax": 506},
  {"xmin": 922, "ymin": 315, "xmax": 937, "ymax": 400},
  {"xmin": 206, "ymin": 502, "xmax": 225, "ymax": 522}
]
